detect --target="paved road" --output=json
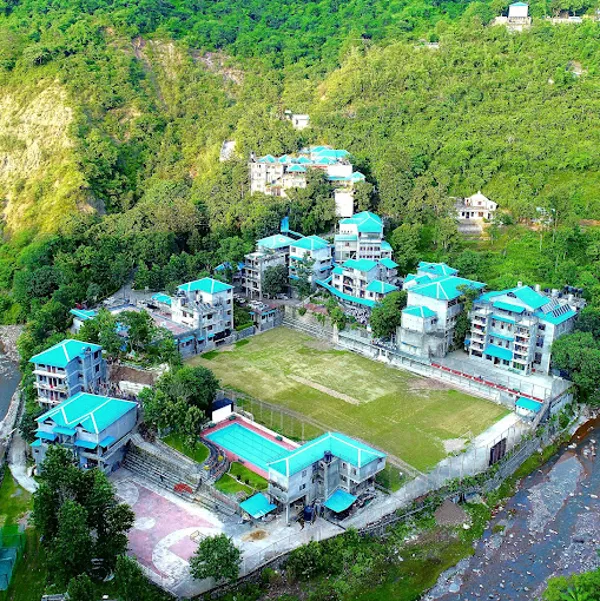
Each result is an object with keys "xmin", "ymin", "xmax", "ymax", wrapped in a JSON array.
[
  {"xmin": 9, "ymin": 429, "xmax": 38, "ymax": 493},
  {"xmin": 425, "ymin": 419, "xmax": 600, "ymax": 600}
]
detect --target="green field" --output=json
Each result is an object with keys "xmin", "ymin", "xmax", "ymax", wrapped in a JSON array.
[{"xmin": 191, "ymin": 328, "xmax": 508, "ymax": 472}]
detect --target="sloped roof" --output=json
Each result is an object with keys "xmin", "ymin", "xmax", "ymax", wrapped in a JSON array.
[
  {"xmin": 268, "ymin": 431, "xmax": 385, "ymax": 477},
  {"xmin": 178, "ymin": 278, "xmax": 233, "ymax": 294},
  {"xmin": 366, "ymin": 280, "xmax": 398, "ymax": 294},
  {"xmin": 257, "ymin": 234, "xmax": 295, "ymax": 250},
  {"xmin": 257, "ymin": 154, "xmax": 277, "ymax": 163},
  {"xmin": 30, "ymin": 339, "xmax": 102, "ymax": 368},
  {"xmin": 381, "ymin": 240, "xmax": 393, "ymax": 252},
  {"xmin": 37, "ymin": 392, "xmax": 137, "ymax": 435},
  {"xmin": 287, "ymin": 164, "xmax": 306, "ymax": 173},
  {"xmin": 410, "ymin": 276, "xmax": 484, "ymax": 301},
  {"xmin": 484, "ymin": 344, "xmax": 513, "ymax": 362},
  {"xmin": 479, "ymin": 286, "xmax": 547, "ymax": 311},
  {"xmin": 340, "ymin": 211, "xmax": 383, "ymax": 234},
  {"xmin": 292, "ymin": 235, "xmax": 330, "ymax": 251},
  {"xmin": 379, "ymin": 258, "xmax": 398, "ymax": 269},
  {"xmin": 70, "ymin": 308, "xmax": 97, "ymax": 321},
  {"xmin": 343, "ymin": 258, "xmax": 379, "ymax": 272},
  {"xmin": 403, "ymin": 305, "xmax": 437, "ymax": 318},
  {"xmin": 417, "ymin": 262, "xmax": 459, "ymax": 277}
]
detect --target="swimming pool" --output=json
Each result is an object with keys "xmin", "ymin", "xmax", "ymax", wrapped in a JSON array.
[{"xmin": 205, "ymin": 422, "xmax": 290, "ymax": 472}]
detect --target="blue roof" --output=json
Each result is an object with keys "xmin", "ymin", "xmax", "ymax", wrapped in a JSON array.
[
  {"xmin": 177, "ymin": 278, "xmax": 233, "ymax": 294},
  {"xmin": 516, "ymin": 396, "xmax": 542, "ymax": 413},
  {"xmin": 343, "ymin": 258, "xmax": 378, "ymax": 272},
  {"xmin": 405, "ymin": 273, "xmax": 433, "ymax": 286},
  {"xmin": 493, "ymin": 301, "xmax": 525, "ymax": 314},
  {"xmin": 410, "ymin": 276, "xmax": 484, "ymax": 302},
  {"xmin": 403, "ymin": 306, "xmax": 437, "ymax": 318},
  {"xmin": 99, "ymin": 435, "xmax": 116, "ymax": 448},
  {"xmin": 418, "ymin": 262, "xmax": 458, "ymax": 277},
  {"xmin": 334, "ymin": 234, "xmax": 358, "ymax": 242},
  {"xmin": 30, "ymin": 439, "xmax": 42, "ymax": 448},
  {"xmin": 324, "ymin": 489, "xmax": 357, "ymax": 513},
  {"xmin": 536, "ymin": 308, "xmax": 577, "ymax": 325},
  {"xmin": 257, "ymin": 234, "xmax": 295, "ymax": 250},
  {"xmin": 351, "ymin": 171, "xmax": 366, "ymax": 182},
  {"xmin": 480, "ymin": 286, "xmax": 547, "ymax": 311},
  {"xmin": 332, "ymin": 266, "xmax": 344, "ymax": 275},
  {"xmin": 366, "ymin": 280, "xmax": 398, "ymax": 294},
  {"xmin": 313, "ymin": 149, "xmax": 349, "ymax": 161},
  {"xmin": 339, "ymin": 212, "xmax": 383, "ymax": 234},
  {"xmin": 151, "ymin": 293, "xmax": 172, "ymax": 306},
  {"xmin": 240, "ymin": 493, "xmax": 277, "ymax": 519},
  {"xmin": 491, "ymin": 314, "xmax": 516, "ymax": 324},
  {"xmin": 292, "ymin": 235, "xmax": 330, "ymax": 252},
  {"xmin": 70, "ymin": 308, "xmax": 97, "ymax": 321},
  {"xmin": 381, "ymin": 240, "xmax": 392, "ymax": 252},
  {"xmin": 484, "ymin": 344, "xmax": 513, "ymax": 362},
  {"xmin": 257, "ymin": 154, "xmax": 277, "ymax": 163},
  {"xmin": 53, "ymin": 425, "xmax": 77, "ymax": 437},
  {"xmin": 287, "ymin": 164, "xmax": 306, "ymax": 173},
  {"xmin": 36, "ymin": 392, "xmax": 137, "ymax": 435},
  {"xmin": 490, "ymin": 332, "xmax": 514, "ymax": 342},
  {"xmin": 74, "ymin": 439, "xmax": 98, "ymax": 450},
  {"xmin": 30, "ymin": 339, "xmax": 103, "ymax": 369},
  {"xmin": 35, "ymin": 431, "xmax": 57, "ymax": 441},
  {"xmin": 268, "ymin": 432, "xmax": 385, "ymax": 477},
  {"xmin": 379, "ymin": 258, "xmax": 398, "ymax": 269}
]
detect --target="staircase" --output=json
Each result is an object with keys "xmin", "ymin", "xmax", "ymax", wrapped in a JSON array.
[{"xmin": 282, "ymin": 316, "xmax": 331, "ymax": 340}]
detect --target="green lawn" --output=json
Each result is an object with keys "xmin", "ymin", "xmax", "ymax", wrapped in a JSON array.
[
  {"xmin": 215, "ymin": 474, "xmax": 253, "ymax": 497},
  {"xmin": 229, "ymin": 462, "xmax": 268, "ymax": 491},
  {"xmin": 191, "ymin": 327, "xmax": 508, "ymax": 471},
  {"xmin": 162, "ymin": 433, "xmax": 210, "ymax": 464}
]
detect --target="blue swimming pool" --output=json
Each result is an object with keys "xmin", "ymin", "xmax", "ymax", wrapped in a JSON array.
[{"xmin": 205, "ymin": 423, "xmax": 290, "ymax": 472}]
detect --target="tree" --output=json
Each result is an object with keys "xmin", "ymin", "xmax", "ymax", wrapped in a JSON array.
[
  {"xmin": 543, "ymin": 567, "xmax": 600, "ymax": 601},
  {"xmin": 190, "ymin": 534, "xmax": 241, "ymax": 583},
  {"xmin": 292, "ymin": 255, "xmax": 315, "ymax": 300},
  {"xmin": 369, "ymin": 291, "xmax": 407, "ymax": 339},
  {"xmin": 67, "ymin": 573, "xmax": 96, "ymax": 601},
  {"xmin": 452, "ymin": 285, "xmax": 481, "ymax": 350},
  {"xmin": 120, "ymin": 310, "xmax": 154, "ymax": 354},
  {"xmin": 49, "ymin": 500, "xmax": 93, "ymax": 585},
  {"xmin": 262, "ymin": 264, "xmax": 288, "ymax": 298},
  {"xmin": 116, "ymin": 555, "xmax": 154, "ymax": 601},
  {"xmin": 389, "ymin": 224, "xmax": 421, "ymax": 273}
]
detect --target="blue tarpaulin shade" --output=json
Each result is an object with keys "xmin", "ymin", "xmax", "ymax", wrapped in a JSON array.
[
  {"xmin": 240, "ymin": 493, "xmax": 277, "ymax": 519},
  {"xmin": 324, "ymin": 489, "xmax": 357, "ymax": 513},
  {"xmin": 516, "ymin": 397, "xmax": 543, "ymax": 413},
  {"xmin": 484, "ymin": 344, "xmax": 513, "ymax": 362},
  {"xmin": 35, "ymin": 431, "xmax": 57, "ymax": 441}
]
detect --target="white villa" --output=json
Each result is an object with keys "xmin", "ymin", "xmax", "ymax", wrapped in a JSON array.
[
  {"xmin": 455, "ymin": 191, "xmax": 497, "ymax": 234},
  {"xmin": 333, "ymin": 212, "xmax": 393, "ymax": 264},
  {"xmin": 289, "ymin": 235, "xmax": 333, "ymax": 286}
]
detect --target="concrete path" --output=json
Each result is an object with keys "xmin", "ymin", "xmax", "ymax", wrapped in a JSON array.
[{"xmin": 9, "ymin": 429, "xmax": 38, "ymax": 493}]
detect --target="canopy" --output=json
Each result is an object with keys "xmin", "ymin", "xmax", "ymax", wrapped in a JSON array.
[
  {"xmin": 99, "ymin": 435, "xmax": 116, "ymax": 448},
  {"xmin": 484, "ymin": 344, "xmax": 513, "ymax": 362},
  {"xmin": 324, "ymin": 489, "xmax": 357, "ymax": 513},
  {"xmin": 74, "ymin": 439, "xmax": 98, "ymax": 450},
  {"xmin": 240, "ymin": 493, "xmax": 277, "ymax": 519},
  {"xmin": 35, "ymin": 431, "xmax": 57, "ymax": 441},
  {"xmin": 53, "ymin": 425, "xmax": 77, "ymax": 437}
]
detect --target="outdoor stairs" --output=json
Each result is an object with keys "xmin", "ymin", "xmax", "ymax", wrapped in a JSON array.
[{"xmin": 282, "ymin": 316, "xmax": 331, "ymax": 340}]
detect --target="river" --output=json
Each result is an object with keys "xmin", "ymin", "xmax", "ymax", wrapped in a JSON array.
[
  {"xmin": 0, "ymin": 350, "xmax": 21, "ymax": 422},
  {"xmin": 426, "ymin": 418, "xmax": 600, "ymax": 600}
]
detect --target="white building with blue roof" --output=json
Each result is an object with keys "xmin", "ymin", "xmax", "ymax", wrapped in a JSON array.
[
  {"xmin": 171, "ymin": 277, "xmax": 234, "ymax": 343},
  {"xmin": 266, "ymin": 431, "xmax": 386, "ymax": 522},
  {"xmin": 31, "ymin": 392, "xmax": 138, "ymax": 473},
  {"xmin": 30, "ymin": 339, "xmax": 106, "ymax": 408},
  {"xmin": 289, "ymin": 235, "xmax": 333, "ymax": 285},
  {"xmin": 334, "ymin": 211, "xmax": 393, "ymax": 263},
  {"xmin": 399, "ymin": 263, "xmax": 484, "ymax": 357},
  {"xmin": 468, "ymin": 283, "xmax": 584, "ymax": 375},
  {"xmin": 249, "ymin": 147, "xmax": 365, "ymax": 216}
]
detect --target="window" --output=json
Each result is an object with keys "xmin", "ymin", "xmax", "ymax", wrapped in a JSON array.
[
  {"xmin": 95, "ymin": 364, "xmax": 100, "ymax": 373},
  {"xmin": 302, "ymin": 470, "xmax": 307, "ymax": 477},
  {"xmin": 299, "ymin": 483, "xmax": 306, "ymax": 491}
]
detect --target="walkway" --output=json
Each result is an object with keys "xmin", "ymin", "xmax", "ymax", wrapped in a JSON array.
[{"xmin": 8, "ymin": 430, "xmax": 38, "ymax": 494}]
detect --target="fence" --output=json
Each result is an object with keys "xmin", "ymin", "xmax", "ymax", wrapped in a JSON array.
[{"xmin": 0, "ymin": 526, "xmax": 25, "ymax": 591}]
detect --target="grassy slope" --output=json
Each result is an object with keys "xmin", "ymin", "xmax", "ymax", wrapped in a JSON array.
[
  {"xmin": 162, "ymin": 433, "xmax": 210, "ymax": 463},
  {"xmin": 192, "ymin": 328, "xmax": 507, "ymax": 471}
]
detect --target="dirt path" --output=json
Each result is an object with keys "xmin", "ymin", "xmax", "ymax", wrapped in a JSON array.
[{"xmin": 288, "ymin": 375, "xmax": 360, "ymax": 405}]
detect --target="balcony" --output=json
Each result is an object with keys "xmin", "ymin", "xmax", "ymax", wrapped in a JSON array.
[
  {"xmin": 34, "ymin": 368, "xmax": 67, "ymax": 378},
  {"xmin": 35, "ymin": 381, "xmax": 68, "ymax": 392}
]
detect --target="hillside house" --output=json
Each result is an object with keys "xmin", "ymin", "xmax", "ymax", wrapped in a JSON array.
[
  {"xmin": 284, "ymin": 110, "xmax": 310, "ymax": 130},
  {"xmin": 31, "ymin": 392, "xmax": 138, "ymax": 474},
  {"xmin": 333, "ymin": 212, "xmax": 393, "ymax": 263},
  {"xmin": 171, "ymin": 278, "xmax": 234, "ymax": 345},
  {"xmin": 468, "ymin": 283, "xmax": 585, "ymax": 375},
  {"xmin": 455, "ymin": 191, "xmax": 497, "ymax": 235},
  {"xmin": 30, "ymin": 340, "xmax": 106, "ymax": 408},
  {"xmin": 242, "ymin": 234, "xmax": 295, "ymax": 299},
  {"xmin": 289, "ymin": 235, "xmax": 333, "ymax": 286},
  {"xmin": 267, "ymin": 432, "xmax": 386, "ymax": 522},
  {"xmin": 399, "ymin": 262, "xmax": 484, "ymax": 357}
]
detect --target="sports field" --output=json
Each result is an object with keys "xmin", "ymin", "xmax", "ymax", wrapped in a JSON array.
[{"xmin": 190, "ymin": 328, "xmax": 508, "ymax": 471}]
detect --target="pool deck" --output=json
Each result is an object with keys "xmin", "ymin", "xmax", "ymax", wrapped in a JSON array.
[{"xmin": 202, "ymin": 415, "xmax": 298, "ymax": 478}]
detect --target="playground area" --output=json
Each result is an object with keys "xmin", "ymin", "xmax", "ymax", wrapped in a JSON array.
[{"xmin": 191, "ymin": 327, "xmax": 509, "ymax": 471}]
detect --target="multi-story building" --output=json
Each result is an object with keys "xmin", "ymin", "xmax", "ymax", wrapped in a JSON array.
[
  {"xmin": 29, "ymin": 340, "xmax": 106, "ymax": 408},
  {"xmin": 267, "ymin": 431, "xmax": 386, "ymax": 522},
  {"xmin": 455, "ymin": 192, "xmax": 497, "ymax": 235},
  {"xmin": 324, "ymin": 259, "xmax": 399, "ymax": 308},
  {"xmin": 333, "ymin": 212, "xmax": 393, "ymax": 263},
  {"xmin": 467, "ymin": 284, "xmax": 584, "ymax": 375},
  {"xmin": 289, "ymin": 235, "xmax": 333, "ymax": 286},
  {"xmin": 31, "ymin": 392, "xmax": 138, "ymax": 474},
  {"xmin": 171, "ymin": 278, "xmax": 234, "ymax": 343},
  {"xmin": 398, "ymin": 263, "xmax": 484, "ymax": 357},
  {"xmin": 242, "ymin": 234, "xmax": 295, "ymax": 299},
  {"xmin": 249, "ymin": 146, "xmax": 366, "ymax": 216}
]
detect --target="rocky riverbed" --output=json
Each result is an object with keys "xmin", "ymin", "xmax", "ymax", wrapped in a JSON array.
[{"xmin": 425, "ymin": 418, "xmax": 600, "ymax": 600}]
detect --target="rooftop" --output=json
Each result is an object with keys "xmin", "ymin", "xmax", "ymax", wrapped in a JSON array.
[
  {"xmin": 256, "ymin": 234, "xmax": 295, "ymax": 250},
  {"xmin": 403, "ymin": 305, "xmax": 437, "ymax": 318},
  {"xmin": 70, "ymin": 308, "xmax": 97, "ymax": 322},
  {"xmin": 478, "ymin": 285, "xmax": 549, "ymax": 311},
  {"xmin": 36, "ymin": 392, "xmax": 137, "ymax": 435},
  {"xmin": 365, "ymin": 280, "xmax": 398, "ymax": 294},
  {"xmin": 379, "ymin": 257, "xmax": 398, "ymax": 269},
  {"xmin": 30, "ymin": 339, "xmax": 103, "ymax": 369},
  {"xmin": 410, "ymin": 276, "xmax": 485, "ymax": 301},
  {"xmin": 418, "ymin": 262, "xmax": 459, "ymax": 277},
  {"xmin": 291, "ymin": 235, "xmax": 330, "ymax": 252},
  {"xmin": 178, "ymin": 277, "xmax": 233, "ymax": 295},
  {"xmin": 343, "ymin": 258, "xmax": 379, "ymax": 273},
  {"xmin": 268, "ymin": 431, "xmax": 385, "ymax": 477},
  {"xmin": 339, "ymin": 211, "xmax": 383, "ymax": 234}
]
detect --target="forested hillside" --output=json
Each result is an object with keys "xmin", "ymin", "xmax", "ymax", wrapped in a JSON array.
[{"xmin": 0, "ymin": 0, "xmax": 599, "ymax": 345}]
